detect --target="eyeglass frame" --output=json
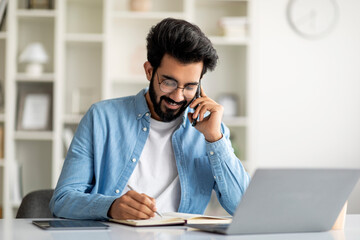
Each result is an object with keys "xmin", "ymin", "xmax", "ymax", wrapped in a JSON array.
[{"xmin": 156, "ymin": 72, "xmax": 200, "ymax": 99}]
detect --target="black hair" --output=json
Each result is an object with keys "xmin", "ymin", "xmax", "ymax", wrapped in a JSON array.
[{"xmin": 146, "ymin": 18, "xmax": 218, "ymax": 78}]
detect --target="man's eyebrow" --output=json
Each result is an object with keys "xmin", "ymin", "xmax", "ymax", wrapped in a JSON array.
[
  {"xmin": 162, "ymin": 74, "xmax": 178, "ymax": 82},
  {"xmin": 162, "ymin": 74, "xmax": 199, "ymax": 85}
]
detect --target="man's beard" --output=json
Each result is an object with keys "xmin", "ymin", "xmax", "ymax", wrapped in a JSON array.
[{"xmin": 148, "ymin": 77, "xmax": 191, "ymax": 122}]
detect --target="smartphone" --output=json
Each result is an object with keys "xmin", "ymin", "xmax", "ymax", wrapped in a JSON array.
[
  {"xmin": 32, "ymin": 220, "xmax": 109, "ymax": 230},
  {"xmin": 192, "ymin": 82, "xmax": 201, "ymax": 127}
]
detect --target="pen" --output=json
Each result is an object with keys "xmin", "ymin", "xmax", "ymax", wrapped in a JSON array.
[{"xmin": 127, "ymin": 185, "xmax": 163, "ymax": 218}]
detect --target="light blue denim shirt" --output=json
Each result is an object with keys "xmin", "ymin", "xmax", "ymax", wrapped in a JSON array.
[{"xmin": 50, "ymin": 88, "xmax": 250, "ymax": 220}]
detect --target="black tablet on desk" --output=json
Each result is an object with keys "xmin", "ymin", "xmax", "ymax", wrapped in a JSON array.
[{"xmin": 32, "ymin": 220, "xmax": 109, "ymax": 230}]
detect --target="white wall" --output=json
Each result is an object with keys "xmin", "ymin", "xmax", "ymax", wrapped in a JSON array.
[{"xmin": 250, "ymin": 0, "xmax": 360, "ymax": 213}]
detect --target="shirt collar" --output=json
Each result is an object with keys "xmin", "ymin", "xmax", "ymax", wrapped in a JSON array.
[
  {"xmin": 134, "ymin": 88, "xmax": 189, "ymax": 127},
  {"xmin": 134, "ymin": 88, "xmax": 151, "ymax": 121}
]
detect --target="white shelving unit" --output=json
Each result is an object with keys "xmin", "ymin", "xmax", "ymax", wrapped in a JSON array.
[
  {"xmin": 0, "ymin": 0, "xmax": 59, "ymax": 219},
  {"xmin": 1, "ymin": 0, "xmax": 251, "ymax": 219}
]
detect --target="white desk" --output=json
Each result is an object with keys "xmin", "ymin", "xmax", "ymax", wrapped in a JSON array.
[{"xmin": 1, "ymin": 215, "xmax": 360, "ymax": 240}]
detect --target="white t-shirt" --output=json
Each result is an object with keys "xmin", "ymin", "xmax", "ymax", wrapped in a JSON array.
[{"xmin": 123, "ymin": 117, "xmax": 182, "ymax": 212}]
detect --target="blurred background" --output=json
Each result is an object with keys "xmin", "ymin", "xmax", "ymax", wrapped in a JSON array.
[{"xmin": 0, "ymin": 0, "xmax": 359, "ymax": 219}]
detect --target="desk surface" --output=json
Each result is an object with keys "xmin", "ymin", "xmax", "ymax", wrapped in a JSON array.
[{"xmin": 1, "ymin": 215, "xmax": 360, "ymax": 240}]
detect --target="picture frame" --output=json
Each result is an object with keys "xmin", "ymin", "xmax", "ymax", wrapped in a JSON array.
[
  {"xmin": 27, "ymin": 0, "xmax": 53, "ymax": 9},
  {"xmin": 17, "ymin": 87, "xmax": 52, "ymax": 131},
  {"xmin": 217, "ymin": 94, "xmax": 238, "ymax": 117}
]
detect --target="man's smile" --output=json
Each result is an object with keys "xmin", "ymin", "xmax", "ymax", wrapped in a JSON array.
[{"xmin": 163, "ymin": 98, "xmax": 184, "ymax": 110}]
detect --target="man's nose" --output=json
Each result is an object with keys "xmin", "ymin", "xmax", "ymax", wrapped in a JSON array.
[{"xmin": 169, "ymin": 88, "xmax": 185, "ymax": 103}]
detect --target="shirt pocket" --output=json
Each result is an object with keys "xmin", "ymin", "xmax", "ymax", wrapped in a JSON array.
[{"xmin": 194, "ymin": 156, "xmax": 215, "ymax": 196}]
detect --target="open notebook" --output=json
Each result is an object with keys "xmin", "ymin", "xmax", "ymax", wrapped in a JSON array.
[{"xmin": 110, "ymin": 212, "xmax": 232, "ymax": 227}]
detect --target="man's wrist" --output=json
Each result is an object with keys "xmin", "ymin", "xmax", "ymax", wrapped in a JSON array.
[
  {"xmin": 205, "ymin": 132, "xmax": 223, "ymax": 142},
  {"xmin": 107, "ymin": 199, "xmax": 117, "ymax": 219}
]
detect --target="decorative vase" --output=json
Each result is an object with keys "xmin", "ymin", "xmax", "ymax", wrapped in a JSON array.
[{"xmin": 25, "ymin": 63, "xmax": 44, "ymax": 76}]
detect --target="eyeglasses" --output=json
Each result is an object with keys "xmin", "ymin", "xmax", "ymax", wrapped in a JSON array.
[{"xmin": 156, "ymin": 72, "xmax": 199, "ymax": 99}]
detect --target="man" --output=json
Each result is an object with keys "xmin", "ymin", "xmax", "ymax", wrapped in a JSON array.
[{"xmin": 50, "ymin": 18, "xmax": 250, "ymax": 220}]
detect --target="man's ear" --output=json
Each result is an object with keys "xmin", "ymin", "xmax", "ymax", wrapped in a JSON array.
[{"xmin": 144, "ymin": 61, "xmax": 153, "ymax": 81}]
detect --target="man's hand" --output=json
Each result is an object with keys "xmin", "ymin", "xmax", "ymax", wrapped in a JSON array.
[
  {"xmin": 108, "ymin": 190, "xmax": 157, "ymax": 220},
  {"xmin": 188, "ymin": 87, "xmax": 224, "ymax": 142}
]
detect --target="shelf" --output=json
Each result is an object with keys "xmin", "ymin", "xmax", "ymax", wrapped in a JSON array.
[
  {"xmin": 0, "ymin": 32, "xmax": 7, "ymax": 39},
  {"xmin": 113, "ymin": 75, "xmax": 148, "ymax": 84},
  {"xmin": 16, "ymin": 73, "xmax": 55, "ymax": 82},
  {"xmin": 14, "ymin": 131, "xmax": 54, "ymax": 141},
  {"xmin": 112, "ymin": 11, "xmax": 185, "ymax": 20},
  {"xmin": 65, "ymin": 33, "xmax": 104, "ymax": 43},
  {"xmin": 0, "ymin": 159, "xmax": 4, "ymax": 167},
  {"xmin": 209, "ymin": 36, "xmax": 249, "ymax": 46},
  {"xmin": 223, "ymin": 116, "xmax": 247, "ymax": 127},
  {"xmin": 63, "ymin": 114, "xmax": 84, "ymax": 125},
  {"xmin": 17, "ymin": 9, "xmax": 57, "ymax": 18},
  {"xmin": 0, "ymin": 113, "xmax": 5, "ymax": 122}
]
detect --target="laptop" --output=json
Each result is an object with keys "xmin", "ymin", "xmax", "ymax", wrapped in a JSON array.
[{"xmin": 187, "ymin": 168, "xmax": 360, "ymax": 235}]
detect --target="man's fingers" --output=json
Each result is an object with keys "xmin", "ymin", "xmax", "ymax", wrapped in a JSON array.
[
  {"xmin": 120, "ymin": 193, "xmax": 155, "ymax": 219},
  {"xmin": 127, "ymin": 191, "xmax": 156, "ymax": 208},
  {"xmin": 142, "ymin": 193, "xmax": 156, "ymax": 204},
  {"xmin": 200, "ymin": 86, "xmax": 206, "ymax": 97},
  {"xmin": 192, "ymin": 100, "xmax": 210, "ymax": 119},
  {"xmin": 124, "ymin": 191, "xmax": 156, "ymax": 216},
  {"xmin": 119, "ymin": 202, "xmax": 154, "ymax": 219}
]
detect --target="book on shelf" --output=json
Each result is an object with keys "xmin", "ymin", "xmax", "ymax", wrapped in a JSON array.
[{"xmin": 110, "ymin": 212, "xmax": 232, "ymax": 227}]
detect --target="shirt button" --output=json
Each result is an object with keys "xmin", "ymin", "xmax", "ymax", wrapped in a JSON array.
[
  {"xmin": 132, "ymin": 158, "xmax": 137, "ymax": 162},
  {"xmin": 210, "ymin": 151, "xmax": 214, "ymax": 155},
  {"xmin": 143, "ymin": 127, "xmax": 147, "ymax": 132},
  {"xmin": 115, "ymin": 189, "xmax": 120, "ymax": 194},
  {"xmin": 138, "ymin": 114, "xmax": 141, "ymax": 117},
  {"xmin": 145, "ymin": 113, "xmax": 149, "ymax": 117},
  {"xmin": 214, "ymin": 176, "xmax": 216, "ymax": 179}
]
